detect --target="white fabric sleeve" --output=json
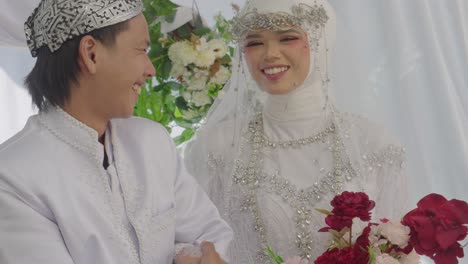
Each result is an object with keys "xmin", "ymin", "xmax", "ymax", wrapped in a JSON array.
[
  {"xmin": 373, "ymin": 156, "xmax": 409, "ymax": 221},
  {"xmin": 0, "ymin": 188, "xmax": 74, "ymax": 264},
  {"xmin": 359, "ymin": 142, "xmax": 409, "ymax": 221},
  {"xmin": 173, "ymin": 151, "xmax": 233, "ymax": 262}
]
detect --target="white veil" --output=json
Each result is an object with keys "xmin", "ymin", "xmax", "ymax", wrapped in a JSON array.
[{"xmin": 185, "ymin": 0, "xmax": 407, "ymax": 262}]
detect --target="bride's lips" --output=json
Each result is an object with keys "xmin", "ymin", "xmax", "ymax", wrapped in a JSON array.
[{"xmin": 261, "ymin": 65, "xmax": 290, "ymax": 81}]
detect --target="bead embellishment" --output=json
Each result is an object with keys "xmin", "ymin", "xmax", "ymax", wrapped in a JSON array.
[
  {"xmin": 232, "ymin": 2, "xmax": 329, "ymax": 40},
  {"xmin": 232, "ymin": 113, "xmax": 356, "ymax": 260}
]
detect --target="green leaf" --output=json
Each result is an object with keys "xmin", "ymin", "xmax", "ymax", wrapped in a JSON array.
[
  {"xmin": 164, "ymin": 94, "xmax": 176, "ymax": 113},
  {"xmin": 175, "ymin": 97, "xmax": 188, "ymax": 111},
  {"xmin": 219, "ymin": 54, "xmax": 232, "ymax": 65},
  {"xmin": 153, "ymin": 83, "xmax": 164, "ymax": 92},
  {"xmin": 174, "ymin": 107, "xmax": 183, "ymax": 118},
  {"xmin": 164, "ymin": 11, "xmax": 176, "ymax": 23},
  {"xmin": 265, "ymin": 246, "xmax": 284, "ymax": 264},
  {"xmin": 367, "ymin": 246, "xmax": 376, "ymax": 264},
  {"xmin": 149, "ymin": 44, "xmax": 167, "ymax": 58},
  {"xmin": 175, "ymin": 118, "xmax": 194, "ymax": 129},
  {"xmin": 173, "ymin": 128, "xmax": 194, "ymax": 145},
  {"xmin": 315, "ymin": 208, "xmax": 333, "ymax": 216},
  {"xmin": 175, "ymin": 24, "xmax": 192, "ymax": 39},
  {"xmin": 181, "ymin": 128, "xmax": 195, "ymax": 141},
  {"xmin": 193, "ymin": 27, "xmax": 211, "ymax": 37},
  {"xmin": 207, "ymin": 83, "xmax": 222, "ymax": 97},
  {"xmin": 161, "ymin": 59, "xmax": 173, "ymax": 79},
  {"xmin": 148, "ymin": 0, "xmax": 178, "ymax": 17},
  {"xmin": 166, "ymin": 81, "xmax": 183, "ymax": 91}
]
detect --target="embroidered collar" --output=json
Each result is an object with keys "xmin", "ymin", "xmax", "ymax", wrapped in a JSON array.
[{"xmin": 37, "ymin": 106, "xmax": 106, "ymax": 164}]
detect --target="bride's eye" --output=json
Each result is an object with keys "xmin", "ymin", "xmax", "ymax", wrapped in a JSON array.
[
  {"xmin": 245, "ymin": 41, "xmax": 263, "ymax": 47},
  {"xmin": 281, "ymin": 36, "xmax": 299, "ymax": 42}
]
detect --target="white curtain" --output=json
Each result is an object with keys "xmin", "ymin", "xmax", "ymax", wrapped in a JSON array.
[
  {"xmin": 328, "ymin": 0, "xmax": 468, "ymax": 208},
  {"xmin": 0, "ymin": 0, "xmax": 38, "ymax": 143},
  {"xmin": 0, "ymin": 47, "xmax": 36, "ymax": 144},
  {"xmin": 0, "ymin": 0, "xmax": 40, "ymax": 47}
]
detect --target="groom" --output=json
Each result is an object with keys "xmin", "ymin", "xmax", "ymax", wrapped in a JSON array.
[{"xmin": 0, "ymin": 0, "xmax": 231, "ymax": 263}]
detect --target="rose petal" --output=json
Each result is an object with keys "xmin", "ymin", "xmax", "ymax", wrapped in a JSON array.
[{"xmin": 417, "ymin": 193, "xmax": 447, "ymax": 210}]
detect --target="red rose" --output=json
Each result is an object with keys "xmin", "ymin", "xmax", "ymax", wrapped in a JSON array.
[
  {"xmin": 402, "ymin": 193, "xmax": 468, "ymax": 264},
  {"xmin": 314, "ymin": 246, "xmax": 369, "ymax": 264},
  {"xmin": 322, "ymin": 215, "xmax": 353, "ymax": 232},
  {"xmin": 322, "ymin": 192, "xmax": 375, "ymax": 231},
  {"xmin": 432, "ymin": 243, "xmax": 464, "ymax": 264},
  {"xmin": 355, "ymin": 224, "xmax": 373, "ymax": 249}
]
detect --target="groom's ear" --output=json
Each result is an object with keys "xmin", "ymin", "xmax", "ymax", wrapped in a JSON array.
[{"xmin": 78, "ymin": 35, "xmax": 99, "ymax": 75}]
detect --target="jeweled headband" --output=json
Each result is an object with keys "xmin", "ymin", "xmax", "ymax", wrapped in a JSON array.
[
  {"xmin": 232, "ymin": 3, "xmax": 329, "ymax": 40},
  {"xmin": 25, "ymin": 0, "xmax": 143, "ymax": 57}
]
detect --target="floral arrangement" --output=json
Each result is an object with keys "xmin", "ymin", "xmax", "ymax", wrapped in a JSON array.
[
  {"xmin": 135, "ymin": 0, "xmax": 234, "ymax": 145},
  {"xmin": 268, "ymin": 192, "xmax": 468, "ymax": 264},
  {"xmin": 167, "ymin": 27, "xmax": 231, "ymax": 118}
]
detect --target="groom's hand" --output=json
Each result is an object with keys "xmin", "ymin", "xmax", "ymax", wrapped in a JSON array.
[{"xmin": 200, "ymin": 241, "xmax": 226, "ymax": 264}]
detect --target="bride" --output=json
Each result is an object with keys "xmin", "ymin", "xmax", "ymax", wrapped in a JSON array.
[{"xmin": 184, "ymin": 0, "xmax": 408, "ymax": 262}]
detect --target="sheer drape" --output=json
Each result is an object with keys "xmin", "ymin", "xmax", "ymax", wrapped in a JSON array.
[{"xmin": 328, "ymin": 0, "xmax": 468, "ymax": 207}]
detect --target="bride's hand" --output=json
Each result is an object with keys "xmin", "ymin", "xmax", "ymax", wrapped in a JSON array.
[{"xmin": 200, "ymin": 242, "xmax": 226, "ymax": 264}]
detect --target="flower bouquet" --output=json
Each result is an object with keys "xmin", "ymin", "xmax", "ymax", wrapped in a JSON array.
[
  {"xmin": 267, "ymin": 191, "xmax": 468, "ymax": 264},
  {"xmin": 135, "ymin": 0, "xmax": 234, "ymax": 145}
]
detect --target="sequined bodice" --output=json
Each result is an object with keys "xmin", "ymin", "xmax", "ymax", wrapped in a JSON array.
[
  {"xmin": 198, "ymin": 112, "xmax": 407, "ymax": 264},
  {"xmin": 232, "ymin": 113, "xmax": 360, "ymax": 261}
]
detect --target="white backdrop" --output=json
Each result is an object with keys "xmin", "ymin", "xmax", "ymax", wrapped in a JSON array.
[{"xmin": 0, "ymin": 2, "xmax": 467, "ymax": 262}]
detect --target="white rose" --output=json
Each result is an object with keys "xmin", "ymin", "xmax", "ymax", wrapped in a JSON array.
[
  {"xmin": 168, "ymin": 41, "xmax": 197, "ymax": 66},
  {"xmin": 170, "ymin": 63, "xmax": 186, "ymax": 79},
  {"xmin": 183, "ymin": 91, "xmax": 192, "ymax": 102},
  {"xmin": 380, "ymin": 221, "xmax": 410, "ymax": 248},
  {"xmin": 210, "ymin": 65, "xmax": 230, "ymax": 84},
  {"xmin": 182, "ymin": 109, "xmax": 198, "ymax": 120},
  {"xmin": 193, "ymin": 68, "xmax": 210, "ymax": 79},
  {"xmin": 191, "ymin": 91, "xmax": 211, "ymax": 107},
  {"xmin": 375, "ymin": 254, "xmax": 400, "ymax": 264},
  {"xmin": 208, "ymin": 39, "xmax": 228, "ymax": 58},
  {"xmin": 399, "ymin": 250, "xmax": 421, "ymax": 264},
  {"xmin": 194, "ymin": 50, "xmax": 216, "ymax": 68},
  {"xmin": 195, "ymin": 37, "xmax": 209, "ymax": 51},
  {"xmin": 187, "ymin": 75, "xmax": 208, "ymax": 91}
]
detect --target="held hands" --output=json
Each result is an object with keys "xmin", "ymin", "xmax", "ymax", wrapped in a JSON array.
[
  {"xmin": 174, "ymin": 241, "xmax": 226, "ymax": 264},
  {"xmin": 200, "ymin": 241, "xmax": 226, "ymax": 264}
]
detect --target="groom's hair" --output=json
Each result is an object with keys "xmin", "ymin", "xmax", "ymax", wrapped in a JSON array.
[{"xmin": 24, "ymin": 20, "xmax": 129, "ymax": 111}]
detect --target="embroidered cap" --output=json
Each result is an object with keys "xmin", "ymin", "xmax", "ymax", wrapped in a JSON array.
[{"xmin": 24, "ymin": 0, "xmax": 143, "ymax": 57}]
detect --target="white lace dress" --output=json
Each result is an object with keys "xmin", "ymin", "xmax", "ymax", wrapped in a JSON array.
[{"xmin": 186, "ymin": 106, "xmax": 408, "ymax": 264}]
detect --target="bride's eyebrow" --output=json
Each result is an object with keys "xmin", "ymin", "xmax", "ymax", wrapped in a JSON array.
[
  {"xmin": 276, "ymin": 29, "xmax": 302, "ymax": 35},
  {"xmin": 245, "ymin": 33, "xmax": 263, "ymax": 39}
]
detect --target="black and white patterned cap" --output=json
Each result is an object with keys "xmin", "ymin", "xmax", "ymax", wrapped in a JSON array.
[{"xmin": 24, "ymin": 0, "xmax": 143, "ymax": 57}]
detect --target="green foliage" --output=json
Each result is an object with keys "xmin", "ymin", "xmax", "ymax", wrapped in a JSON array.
[
  {"xmin": 266, "ymin": 246, "xmax": 284, "ymax": 264},
  {"xmin": 135, "ymin": 0, "xmax": 234, "ymax": 145}
]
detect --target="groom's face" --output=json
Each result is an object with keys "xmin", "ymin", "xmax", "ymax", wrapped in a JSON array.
[{"xmin": 90, "ymin": 14, "xmax": 156, "ymax": 119}]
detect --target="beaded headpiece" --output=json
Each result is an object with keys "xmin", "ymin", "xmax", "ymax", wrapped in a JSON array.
[
  {"xmin": 232, "ymin": 2, "xmax": 329, "ymax": 40},
  {"xmin": 24, "ymin": 0, "xmax": 143, "ymax": 57}
]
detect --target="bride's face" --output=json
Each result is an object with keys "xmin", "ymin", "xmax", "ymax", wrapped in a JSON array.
[{"xmin": 243, "ymin": 27, "xmax": 310, "ymax": 95}]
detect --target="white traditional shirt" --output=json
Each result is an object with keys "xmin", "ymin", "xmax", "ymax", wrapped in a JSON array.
[{"xmin": 0, "ymin": 106, "xmax": 233, "ymax": 264}]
